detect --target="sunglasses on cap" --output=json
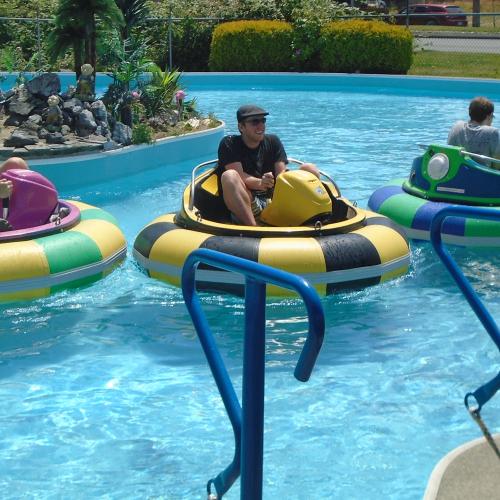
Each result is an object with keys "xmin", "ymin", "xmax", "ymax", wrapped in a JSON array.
[{"xmin": 245, "ymin": 117, "xmax": 267, "ymax": 125}]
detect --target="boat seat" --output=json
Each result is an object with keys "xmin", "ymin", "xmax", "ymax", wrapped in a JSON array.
[{"xmin": 193, "ymin": 173, "xmax": 231, "ymax": 223}]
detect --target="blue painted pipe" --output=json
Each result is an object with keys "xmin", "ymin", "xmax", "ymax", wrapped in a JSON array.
[
  {"xmin": 430, "ymin": 205, "xmax": 500, "ymax": 352},
  {"xmin": 182, "ymin": 249, "xmax": 325, "ymax": 499}
]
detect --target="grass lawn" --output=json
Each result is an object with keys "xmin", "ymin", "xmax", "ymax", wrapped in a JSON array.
[{"xmin": 409, "ymin": 51, "xmax": 500, "ymax": 79}]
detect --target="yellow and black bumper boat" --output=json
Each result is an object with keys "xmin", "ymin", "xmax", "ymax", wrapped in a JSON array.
[{"xmin": 133, "ymin": 159, "xmax": 410, "ymax": 296}]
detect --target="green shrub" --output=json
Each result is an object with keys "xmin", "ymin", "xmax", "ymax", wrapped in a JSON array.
[
  {"xmin": 132, "ymin": 122, "xmax": 154, "ymax": 144},
  {"xmin": 320, "ymin": 20, "xmax": 413, "ymax": 74},
  {"xmin": 289, "ymin": 0, "xmax": 368, "ymax": 71},
  {"xmin": 209, "ymin": 20, "xmax": 293, "ymax": 72},
  {"xmin": 171, "ymin": 18, "xmax": 214, "ymax": 71}
]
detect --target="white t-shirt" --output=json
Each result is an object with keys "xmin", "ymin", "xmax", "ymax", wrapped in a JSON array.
[{"xmin": 448, "ymin": 120, "xmax": 500, "ymax": 167}]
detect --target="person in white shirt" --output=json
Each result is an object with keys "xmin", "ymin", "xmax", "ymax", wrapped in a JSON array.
[{"xmin": 448, "ymin": 96, "xmax": 500, "ymax": 168}]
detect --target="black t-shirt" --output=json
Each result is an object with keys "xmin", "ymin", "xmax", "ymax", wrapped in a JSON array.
[{"xmin": 217, "ymin": 134, "xmax": 288, "ymax": 181}]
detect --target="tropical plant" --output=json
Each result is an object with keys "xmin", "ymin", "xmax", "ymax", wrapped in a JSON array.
[
  {"xmin": 0, "ymin": 46, "xmax": 46, "ymax": 83},
  {"xmin": 115, "ymin": 0, "xmax": 150, "ymax": 41},
  {"xmin": 102, "ymin": 39, "xmax": 154, "ymax": 123},
  {"xmin": 140, "ymin": 65, "xmax": 181, "ymax": 118},
  {"xmin": 46, "ymin": 0, "xmax": 124, "ymax": 78}
]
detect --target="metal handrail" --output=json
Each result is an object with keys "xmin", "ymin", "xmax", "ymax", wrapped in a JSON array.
[
  {"xmin": 182, "ymin": 248, "xmax": 325, "ymax": 499},
  {"xmin": 430, "ymin": 205, "xmax": 500, "ymax": 351},
  {"xmin": 430, "ymin": 206, "xmax": 500, "ymax": 452},
  {"xmin": 417, "ymin": 143, "xmax": 500, "ymax": 165},
  {"xmin": 460, "ymin": 150, "xmax": 500, "ymax": 165},
  {"xmin": 188, "ymin": 158, "xmax": 218, "ymax": 211}
]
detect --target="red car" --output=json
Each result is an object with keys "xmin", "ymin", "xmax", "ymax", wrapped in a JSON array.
[{"xmin": 397, "ymin": 4, "xmax": 468, "ymax": 26}]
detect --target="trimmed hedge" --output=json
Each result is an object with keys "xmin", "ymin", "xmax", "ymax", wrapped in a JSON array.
[
  {"xmin": 209, "ymin": 20, "xmax": 293, "ymax": 72},
  {"xmin": 320, "ymin": 20, "xmax": 413, "ymax": 74}
]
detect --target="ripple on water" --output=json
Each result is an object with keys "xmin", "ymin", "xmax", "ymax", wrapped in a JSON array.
[{"xmin": 0, "ymin": 87, "xmax": 498, "ymax": 499}]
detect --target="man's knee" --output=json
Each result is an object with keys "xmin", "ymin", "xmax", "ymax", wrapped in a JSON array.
[
  {"xmin": 221, "ymin": 169, "xmax": 244, "ymax": 189},
  {"xmin": 299, "ymin": 162, "xmax": 320, "ymax": 178}
]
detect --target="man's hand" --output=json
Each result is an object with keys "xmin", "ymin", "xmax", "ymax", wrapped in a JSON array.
[
  {"xmin": 260, "ymin": 171, "xmax": 274, "ymax": 190},
  {"xmin": 0, "ymin": 179, "xmax": 12, "ymax": 198}
]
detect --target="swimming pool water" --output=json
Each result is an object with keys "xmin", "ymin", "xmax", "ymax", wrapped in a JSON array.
[{"xmin": 0, "ymin": 80, "xmax": 499, "ymax": 499}]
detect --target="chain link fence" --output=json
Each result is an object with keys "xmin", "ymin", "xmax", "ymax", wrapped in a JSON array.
[{"xmin": 1, "ymin": 14, "xmax": 499, "ymax": 74}]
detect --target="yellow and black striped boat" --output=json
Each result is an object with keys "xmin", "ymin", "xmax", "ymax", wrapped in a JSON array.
[{"xmin": 133, "ymin": 159, "xmax": 410, "ymax": 296}]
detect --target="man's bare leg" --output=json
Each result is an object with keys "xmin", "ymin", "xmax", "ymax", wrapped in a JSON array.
[{"xmin": 221, "ymin": 170, "xmax": 257, "ymax": 226}]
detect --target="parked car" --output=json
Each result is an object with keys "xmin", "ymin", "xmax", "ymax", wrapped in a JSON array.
[
  {"xmin": 364, "ymin": 0, "xmax": 389, "ymax": 13},
  {"xmin": 396, "ymin": 4, "xmax": 468, "ymax": 26}
]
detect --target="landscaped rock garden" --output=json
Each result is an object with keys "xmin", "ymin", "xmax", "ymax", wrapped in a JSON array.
[{"xmin": 0, "ymin": 71, "xmax": 219, "ymax": 161}]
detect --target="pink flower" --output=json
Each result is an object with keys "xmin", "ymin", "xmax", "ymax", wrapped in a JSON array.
[
  {"xmin": 175, "ymin": 90, "xmax": 186, "ymax": 102},
  {"xmin": 131, "ymin": 91, "xmax": 140, "ymax": 100}
]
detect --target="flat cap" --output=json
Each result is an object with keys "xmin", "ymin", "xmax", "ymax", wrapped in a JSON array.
[{"xmin": 236, "ymin": 104, "xmax": 269, "ymax": 122}]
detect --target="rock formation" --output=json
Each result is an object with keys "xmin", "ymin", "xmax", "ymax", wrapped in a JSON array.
[{"xmin": 0, "ymin": 72, "xmax": 131, "ymax": 160}]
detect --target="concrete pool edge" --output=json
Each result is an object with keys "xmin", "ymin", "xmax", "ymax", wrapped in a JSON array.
[
  {"xmin": 423, "ymin": 433, "xmax": 500, "ymax": 500},
  {"xmin": 180, "ymin": 72, "xmax": 500, "ymax": 98},
  {"xmin": 26, "ymin": 123, "xmax": 225, "ymax": 190},
  {"xmin": 2, "ymin": 71, "xmax": 500, "ymax": 98}
]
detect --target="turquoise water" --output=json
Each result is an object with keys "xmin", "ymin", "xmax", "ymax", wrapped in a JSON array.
[{"xmin": 1, "ymin": 80, "xmax": 499, "ymax": 499}]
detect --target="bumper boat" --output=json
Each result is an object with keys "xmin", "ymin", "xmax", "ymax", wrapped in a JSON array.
[
  {"xmin": 133, "ymin": 159, "xmax": 410, "ymax": 296},
  {"xmin": 0, "ymin": 169, "xmax": 126, "ymax": 301},
  {"xmin": 368, "ymin": 144, "xmax": 500, "ymax": 247}
]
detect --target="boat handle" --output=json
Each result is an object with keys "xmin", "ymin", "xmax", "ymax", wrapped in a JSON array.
[
  {"xmin": 417, "ymin": 143, "xmax": 500, "ymax": 165},
  {"xmin": 189, "ymin": 158, "xmax": 219, "ymax": 211},
  {"xmin": 459, "ymin": 150, "xmax": 500, "ymax": 165}
]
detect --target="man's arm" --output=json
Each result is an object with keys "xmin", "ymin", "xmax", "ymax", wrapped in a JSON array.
[
  {"xmin": 223, "ymin": 161, "xmax": 275, "ymax": 191},
  {"xmin": 0, "ymin": 179, "xmax": 12, "ymax": 198},
  {"xmin": 274, "ymin": 160, "xmax": 287, "ymax": 176}
]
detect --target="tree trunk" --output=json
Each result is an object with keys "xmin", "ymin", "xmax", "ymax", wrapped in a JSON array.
[
  {"xmin": 83, "ymin": 19, "xmax": 97, "ymax": 96},
  {"xmin": 74, "ymin": 43, "xmax": 84, "ymax": 78}
]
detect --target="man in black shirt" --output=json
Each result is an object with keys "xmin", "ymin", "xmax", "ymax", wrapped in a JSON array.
[{"xmin": 218, "ymin": 104, "xmax": 318, "ymax": 226}]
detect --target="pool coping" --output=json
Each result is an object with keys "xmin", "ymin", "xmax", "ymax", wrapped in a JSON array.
[
  {"xmin": 423, "ymin": 433, "xmax": 500, "ymax": 500},
  {"xmin": 25, "ymin": 122, "xmax": 225, "ymax": 190}
]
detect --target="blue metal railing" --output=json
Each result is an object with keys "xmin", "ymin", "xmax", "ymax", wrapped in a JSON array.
[
  {"xmin": 182, "ymin": 249, "xmax": 325, "ymax": 499},
  {"xmin": 430, "ymin": 206, "xmax": 500, "ymax": 415},
  {"xmin": 430, "ymin": 206, "xmax": 500, "ymax": 352}
]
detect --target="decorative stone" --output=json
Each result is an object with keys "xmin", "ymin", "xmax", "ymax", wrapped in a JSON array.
[
  {"xmin": 62, "ymin": 98, "xmax": 83, "ymax": 111},
  {"xmin": 16, "ymin": 85, "xmax": 30, "ymax": 103},
  {"xmin": 25, "ymin": 73, "xmax": 61, "ymax": 98},
  {"xmin": 91, "ymin": 99, "xmax": 108, "ymax": 122},
  {"xmin": 186, "ymin": 118, "xmax": 200, "ymax": 128},
  {"xmin": 22, "ymin": 116, "xmax": 41, "ymax": 132},
  {"xmin": 112, "ymin": 122, "xmax": 132, "ymax": 145},
  {"xmin": 82, "ymin": 134, "xmax": 107, "ymax": 144},
  {"xmin": 46, "ymin": 132, "xmax": 66, "ymax": 144},
  {"xmin": 8, "ymin": 96, "xmax": 35, "ymax": 116},
  {"xmin": 4, "ymin": 129, "xmax": 39, "ymax": 147},
  {"xmin": 61, "ymin": 85, "xmax": 76, "ymax": 100},
  {"xmin": 4, "ymin": 113, "xmax": 25, "ymax": 127},
  {"xmin": 62, "ymin": 110, "xmax": 73, "ymax": 128},
  {"xmin": 28, "ymin": 114, "xmax": 43, "ymax": 125},
  {"xmin": 103, "ymin": 139, "xmax": 121, "ymax": 151},
  {"xmin": 75, "ymin": 109, "xmax": 97, "ymax": 137}
]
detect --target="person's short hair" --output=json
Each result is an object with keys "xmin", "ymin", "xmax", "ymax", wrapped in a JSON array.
[
  {"xmin": 469, "ymin": 97, "xmax": 494, "ymax": 122},
  {"xmin": 237, "ymin": 104, "xmax": 268, "ymax": 123},
  {"xmin": 0, "ymin": 157, "xmax": 29, "ymax": 175}
]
